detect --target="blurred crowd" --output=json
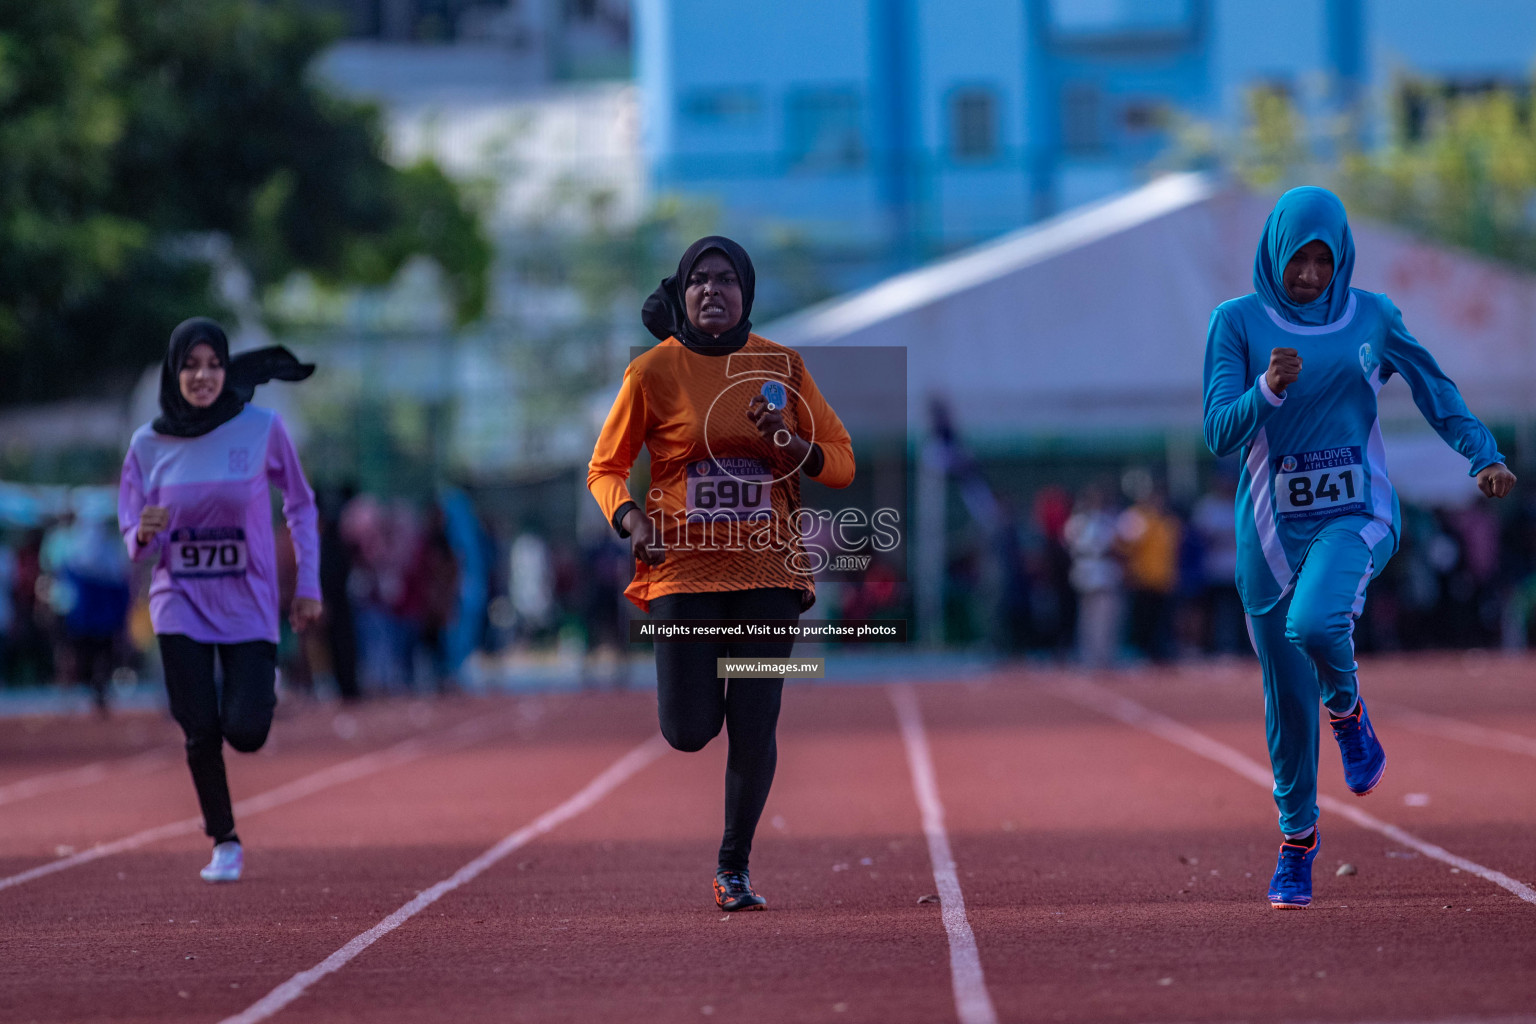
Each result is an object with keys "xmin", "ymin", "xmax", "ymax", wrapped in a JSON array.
[
  {"xmin": 0, "ymin": 485, "xmax": 637, "ymax": 711},
  {"xmin": 3, "ymin": 467, "xmax": 1535, "ymax": 708},
  {"xmin": 948, "ymin": 468, "xmax": 1536, "ymax": 667},
  {"xmin": 0, "ymin": 510, "xmax": 135, "ymax": 713},
  {"xmin": 281, "ymin": 485, "xmax": 646, "ymax": 700}
]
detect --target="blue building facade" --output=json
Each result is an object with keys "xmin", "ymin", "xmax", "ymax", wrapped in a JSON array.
[{"xmin": 636, "ymin": 0, "xmax": 1536, "ymax": 278}]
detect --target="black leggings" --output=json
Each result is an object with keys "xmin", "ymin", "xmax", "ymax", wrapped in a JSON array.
[
  {"xmin": 158, "ymin": 634, "xmax": 278, "ymax": 842},
  {"xmin": 649, "ymin": 587, "xmax": 801, "ymax": 874}
]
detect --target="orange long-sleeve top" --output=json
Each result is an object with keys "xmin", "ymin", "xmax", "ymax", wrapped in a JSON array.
[{"xmin": 587, "ymin": 334, "xmax": 855, "ymax": 612}]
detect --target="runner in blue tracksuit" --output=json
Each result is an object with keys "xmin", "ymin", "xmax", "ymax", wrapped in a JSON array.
[{"xmin": 1202, "ymin": 187, "xmax": 1517, "ymax": 908}]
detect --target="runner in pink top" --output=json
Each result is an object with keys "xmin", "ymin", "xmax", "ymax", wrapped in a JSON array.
[
  {"xmin": 117, "ymin": 317, "xmax": 321, "ymax": 883},
  {"xmin": 120, "ymin": 398, "xmax": 320, "ymax": 643}
]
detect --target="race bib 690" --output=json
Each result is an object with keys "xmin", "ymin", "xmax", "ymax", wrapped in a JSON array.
[
  {"xmin": 169, "ymin": 526, "xmax": 249, "ymax": 578},
  {"xmin": 1274, "ymin": 447, "xmax": 1366, "ymax": 520},
  {"xmin": 686, "ymin": 458, "xmax": 773, "ymax": 522}
]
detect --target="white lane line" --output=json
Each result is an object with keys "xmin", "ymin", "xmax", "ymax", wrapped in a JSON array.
[
  {"xmin": 889, "ymin": 684, "xmax": 999, "ymax": 1024},
  {"xmin": 0, "ymin": 717, "xmax": 497, "ymax": 893},
  {"xmin": 216, "ymin": 734, "xmax": 668, "ymax": 1024},
  {"xmin": 1056, "ymin": 679, "xmax": 1536, "ymax": 907},
  {"xmin": 1384, "ymin": 706, "xmax": 1536, "ymax": 759},
  {"xmin": 0, "ymin": 750, "xmax": 173, "ymax": 808}
]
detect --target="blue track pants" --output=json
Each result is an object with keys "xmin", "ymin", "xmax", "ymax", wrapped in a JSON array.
[{"xmin": 1246, "ymin": 517, "xmax": 1381, "ymax": 836}]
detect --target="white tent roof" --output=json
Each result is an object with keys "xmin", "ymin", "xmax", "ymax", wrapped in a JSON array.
[{"xmin": 764, "ymin": 172, "xmax": 1536, "ymax": 447}]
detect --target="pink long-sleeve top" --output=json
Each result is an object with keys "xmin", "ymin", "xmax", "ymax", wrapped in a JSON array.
[{"xmin": 118, "ymin": 406, "xmax": 320, "ymax": 644}]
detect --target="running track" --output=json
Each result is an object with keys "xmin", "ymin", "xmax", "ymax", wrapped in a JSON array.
[{"xmin": 3, "ymin": 653, "xmax": 1535, "ymax": 1023}]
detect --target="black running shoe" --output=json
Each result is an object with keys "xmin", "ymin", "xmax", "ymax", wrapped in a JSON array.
[{"xmin": 714, "ymin": 869, "xmax": 767, "ymax": 912}]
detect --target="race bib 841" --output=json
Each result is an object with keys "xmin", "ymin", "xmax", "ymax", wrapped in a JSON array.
[{"xmin": 1274, "ymin": 447, "xmax": 1366, "ymax": 520}]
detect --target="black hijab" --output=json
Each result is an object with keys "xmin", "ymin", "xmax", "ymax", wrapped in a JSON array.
[
  {"xmin": 152, "ymin": 317, "xmax": 316, "ymax": 438},
  {"xmin": 641, "ymin": 236, "xmax": 756, "ymax": 354}
]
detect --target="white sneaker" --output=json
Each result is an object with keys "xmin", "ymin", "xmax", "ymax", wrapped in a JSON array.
[{"xmin": 200, "ymin": 841, "xmax": 243, "ymax": 883}]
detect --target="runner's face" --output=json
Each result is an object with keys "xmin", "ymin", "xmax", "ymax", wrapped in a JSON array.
[
  {"xmin": 179, "ymin": 343, "xmax": 226, "ymax": 408},
  {"xmin": 1283, "ymin": 240, "xmax": 1334, "ymax": 305},
  {"xmin": 685, "ymin": 252, "xmax": 743, "ymax": 336}
]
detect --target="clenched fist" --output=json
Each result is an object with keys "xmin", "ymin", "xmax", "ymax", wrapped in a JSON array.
[
  {"xmin": 621, "ymin": 507, "xmax": 666, "ymax": 567},
  {"xmin": 746, "ymin": 394, "xmax": 811, "ymax": 462},
  {"xmin": 137, "ymin": 505, "xmax": 171, "ymax": 546},
  {"xmin": 290, "ymin": 597, "xmax": 324, "ymax": 632},
  {"xmin": 1266, "ymin": 348, "xmax": 1302, "ymax": 396},
  {"xmin": 1477, "ymin": 464, "xmax": 1517, "ymax": 499}
]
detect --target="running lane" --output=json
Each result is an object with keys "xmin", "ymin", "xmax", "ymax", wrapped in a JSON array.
[
  {"xmin": 0, "ymin": 698, "xmax": 495, "ymax": 879},
  {"xmin": 0, "ymin": 693, "xmax": 649, "ymax": 1024},
  {"xmin": 916, "ymin": 663, "xmax": 1536, "ymax": 1023},
  {"xmin": 236, "ymin": 684, "xmax": 958, "ymax": 1024},
  {"xmin": 1081, "ymin": 659, "xmax": 1536, "ymax": 907},
  {"xmin": 0, "ymin": 710, "xmax": 176, "ymax": 792}
]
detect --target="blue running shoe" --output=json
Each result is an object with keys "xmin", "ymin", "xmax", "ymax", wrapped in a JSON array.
[
  {"xmin": 1268, "ymin": 831, "xmax": 1319, "ymax": 909},
  {"xmin": 1330, "ymin": 698, "xmax": 1386, "ymax": 796}
]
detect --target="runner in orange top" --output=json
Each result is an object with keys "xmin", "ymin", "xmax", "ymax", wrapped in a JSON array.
[{"xmin": 588, "ymin": 235, "xmax": 854, "ymax": 911}]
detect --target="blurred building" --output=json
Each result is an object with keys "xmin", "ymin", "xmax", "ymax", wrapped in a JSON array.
[
  {"xmin": 306, "ymin": 0, "xmax": 630, "ymax": 79},
  {"xmin": 293, "ymin": 7, "xmax": 644, "ymax": 497},
  {"xmin": 764, "ymin": 169, "xmax": 1536, "ymax": 646},
  {"xmin": 637, "ymin": 0, "xmax": 1536, "ymax": 279},
  {"xmin": 766, "ymin": 170, "xmax": 1536, "ymax": 498}
]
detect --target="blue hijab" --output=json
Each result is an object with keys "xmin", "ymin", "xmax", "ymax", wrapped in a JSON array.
[{"xmin": 1253, "ymin": 186, "xmax": 1356, "ymax": 327}]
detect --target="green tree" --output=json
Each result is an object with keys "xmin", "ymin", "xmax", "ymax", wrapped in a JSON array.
[
  {"xmin": 1234, "ymin": 86, "xmax": 1308, "ymax": 191},
  {"xmin": 0, "ymin": 0, "xmax": 490, "ymax": 404},
  {"xmin": 1188, "ymin": 78, "xmax": 1536, "ymax": 273},
  {"xmin": 1338, "ymin": 82, "xmax": 1536, "ymax": 269}
]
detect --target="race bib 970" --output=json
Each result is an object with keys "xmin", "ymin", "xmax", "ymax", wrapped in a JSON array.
[
  {"xmin": 686, "ymin": 458, "xmax": 773, "ymax": 522},
  {"xmin": 169, "ymin": 527, "xmax": 249, "ymax": 578},
  {"xmin": 1274, "ymin": 447, "xmax": 1366, "ymax": 520}
]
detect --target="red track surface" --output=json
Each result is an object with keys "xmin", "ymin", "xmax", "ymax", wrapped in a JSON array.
[{"xmin": 3, "ymin": 654, "xmax": 1535, "ymax": 1023}]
